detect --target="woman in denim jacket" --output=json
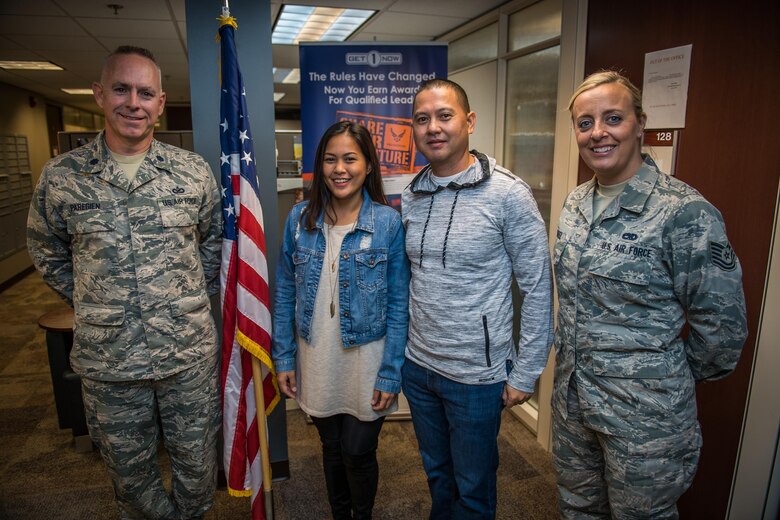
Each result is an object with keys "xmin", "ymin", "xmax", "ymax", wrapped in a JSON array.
[{"xmin": 272, "ymin": 121, "xmax": 410, "ymax": 520}]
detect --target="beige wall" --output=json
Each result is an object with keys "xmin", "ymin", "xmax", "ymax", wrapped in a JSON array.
[
  {"xmin": 0, "ymin": 82, "xmax": 52, "ymax": 286},
  {"xmin": 450, "ymin": 61, "xmax": 498, "ymax": 159},
  {"xmin": 0, "ymin": 82, "xmax": 52, "ymax": 186}
]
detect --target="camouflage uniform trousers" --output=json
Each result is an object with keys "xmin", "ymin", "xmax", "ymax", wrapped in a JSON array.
[
  {"xmin": 81, "ymin": 354, "xmax": 221, "ymax": 519},
  {"xmin": 552, "ymin": 380, "xmax": 701, "ymax": 519}
]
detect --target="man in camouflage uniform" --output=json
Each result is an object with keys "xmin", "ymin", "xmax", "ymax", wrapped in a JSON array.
[
  {"xmin": 27, "ymin": 46, "xmax": 222, "ymax": 519},
  {"xmin": 553, "ymin": 71, "xmax": 747, "ymax": 518}
]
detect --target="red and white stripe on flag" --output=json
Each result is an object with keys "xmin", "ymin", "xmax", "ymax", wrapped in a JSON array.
[{"xmin": 218, "ymin": 14, "xmax": 280, "ymax": 520}]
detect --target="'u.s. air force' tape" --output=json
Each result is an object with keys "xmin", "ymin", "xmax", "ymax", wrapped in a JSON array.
[{"xmin": 710, "ymin": 242, "xmax": 737, "ymax": 271}]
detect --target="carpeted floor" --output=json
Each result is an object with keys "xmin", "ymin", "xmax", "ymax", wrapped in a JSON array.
[{"xmin": 0, "ymin": 272, "xmax": 559, "ymax": 519}]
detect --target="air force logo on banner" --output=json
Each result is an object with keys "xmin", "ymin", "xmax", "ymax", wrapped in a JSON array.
[{"xmin": 346, "ymin": 50, "xmax": 403, "ymax": 67}]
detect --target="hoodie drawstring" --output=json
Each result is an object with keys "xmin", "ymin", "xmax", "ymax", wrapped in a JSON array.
[
  {"xmin": 418, "ymin": 195, "xmax": 435, "ymax": 267},
  {"xmin": 441, "ymin": 190, "xmax": 460, "ymax": 268},
  {"xmin": 418, "ymin": 189, "xmax": 460, "ymax": 269}
]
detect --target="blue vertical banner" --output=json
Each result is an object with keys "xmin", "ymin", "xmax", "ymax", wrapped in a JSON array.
[{"xmin": 299, "ymin": 42, "xmax": 447, "ymax": 199}]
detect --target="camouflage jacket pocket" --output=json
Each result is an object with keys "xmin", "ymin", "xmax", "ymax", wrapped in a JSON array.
[
  {"xmin": 159, "ymin": 203, "xmax": 198, "ymax": 228},
  {"xmin": 588, "ymin": 253, "xmax": 651, "ymax": 286},
  {"xmin": 170, "ymin": 290, "xmax": 210, "ymax": 317},
  {"xmin": 65, "ymin": 204, "xmax": 118, "ymax": 275},
  {"xmin": 68, "ymin": 212, "xmax": 116, "ymax": 235},
  {"xmin": 66, "ymin": 205, "xmax": 116, "ymax": 235},
  {"xmin": 586, "ymin": 347, "xmax": 685, "ymax": 379},
  {"xmin": 77, "ymin": 301, "xmax": 125, "ymax": 325},
  {"xmin": 169, "ymin": 290, "xmax": 215, "ymax": 352},
  {"xmin": 73, "ymin": 301, "xmax": 125, "ymax": 346}
]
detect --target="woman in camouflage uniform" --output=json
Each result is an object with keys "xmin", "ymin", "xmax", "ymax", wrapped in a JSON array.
[{"xmin": 552, "ymin": 71, "xmax": 747, "ymax": 519}]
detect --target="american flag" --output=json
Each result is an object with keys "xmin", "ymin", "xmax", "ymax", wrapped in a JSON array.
[{"xmin": 218, "ymin": 14, "xmax": 280, "ymax": 520}]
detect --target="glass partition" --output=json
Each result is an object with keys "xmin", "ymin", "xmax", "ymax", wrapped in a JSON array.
[
  {"xmin": 508, "ymin": 0, "xmax": 562, "ymax": 52},
  {"xmin": 504, "ymin": 45, "xmax": 560, "ymax": 231},
  {"xmin": 448, "ymin": 22, "xmax": 498, "ymax": 72}
]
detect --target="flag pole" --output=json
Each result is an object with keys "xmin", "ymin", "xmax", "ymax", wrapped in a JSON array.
[
  {"xmin": 251, "ymin": 358, "xmax": 274, "ymax": 519},
  {"xmin": 219, "ymin": 1, "xmax": 274, "ymax": 516}
]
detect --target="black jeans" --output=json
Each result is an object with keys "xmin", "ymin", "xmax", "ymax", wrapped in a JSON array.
[{"xmin": 311, "ymin": 414, "xmax": 386, "ymax": 520}]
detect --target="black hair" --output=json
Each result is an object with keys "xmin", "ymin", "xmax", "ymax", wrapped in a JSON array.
[
  {"xmin": 413, "ymin": 78, "xmax": 470, "ymax": 113},
  {"xmin": 302, "ymin": 121, "xmax": 388, "ymax": 230}
]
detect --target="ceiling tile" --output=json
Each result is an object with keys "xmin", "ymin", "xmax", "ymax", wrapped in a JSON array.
[
  {"xmin": 273, "ymin": 0, "xmax": 392, "ymax": 9},
  {"xmin": 78, "ymin": 18, "xmax": 178, "ymax": 39},
  {"xmin": 2, "ymin": 68, "xmax": 89, "ymax": 86},
  {"xmin": 386, "ymin": 0, "xmax": 506, "ymax": 19},
  {"xmin": 178, "ymin": 21, "xmax": 187, "ymax": 45},
  {"xmin": 6, "ymin": 35, "xmax": 106, "ymax": 53},
  {"xmin": 0, "ymin": 15, "xmax": 83, "ymax": 36},
  {"xmin": 351, "ymin": 32, "xmax": 435, "ymax": 42},
  {"xmin": 0, "ymin": 49, "xmax": 45, "ymax": 61},
  {"xmin": 169, "ymin": 0, "xmax": 186, "ymax": 21},
  {"xmin": 55, "ymin": 0, "xmax": 173, "ymax": 20},
  {"xmin": 0, "ymin": 37, "xmax": 26, "ymax": 51},
  {"xmin": 41, "ymin": 50, "xmax": 106, "ymax": 76},
  {"xmin": 0, "ymin": 1, "xmax": 62, "ymax": 16},
  {"xmin": 361, "ymin": 12, "xmax": 467, "ymax": 37},
  {"xmin": 96, "ymin": 37, "xmax": 185, "ymax": 57}
]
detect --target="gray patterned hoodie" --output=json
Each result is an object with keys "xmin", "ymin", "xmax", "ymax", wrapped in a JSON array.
[{"xmin": 401, "ymin": 151, "xmax": 554, "ymax": 392}]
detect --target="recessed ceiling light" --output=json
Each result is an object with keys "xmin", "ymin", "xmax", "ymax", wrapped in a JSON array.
[
  {"xmin": 272, "ymin": 5, "xmax": 374, "ymax": 44},
  {"xmin": 61, "ymin": 88, "xmax": 94, "ymax": 95},
  {"xmin": 0, "ymin": 60, "xmax": 63, "ymax": 71}
]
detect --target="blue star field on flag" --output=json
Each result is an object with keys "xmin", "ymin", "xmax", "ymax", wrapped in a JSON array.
[{"xmin": 219, "ymin": 22, "xmax": 260, "ymax": 243}]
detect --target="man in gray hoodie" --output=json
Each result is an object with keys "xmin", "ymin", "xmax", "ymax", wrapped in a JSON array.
[{"xmin": 401, "ymin": 78, "xmax": 554, "ymax": 519}]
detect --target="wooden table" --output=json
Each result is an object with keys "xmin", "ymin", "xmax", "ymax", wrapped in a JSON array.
[{"xmin": 38, "ymin": 307, "xmax": 92, "ymax": 452}]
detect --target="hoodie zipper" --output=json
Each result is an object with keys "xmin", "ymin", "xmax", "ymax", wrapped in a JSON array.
[{"xmin": 482, "ymin": 315, "xmax": 491, "ymax": 367}]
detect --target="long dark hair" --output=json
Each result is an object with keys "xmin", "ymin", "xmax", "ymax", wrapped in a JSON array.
[{"xmin": 301, "ymin": 121, "xmax": 388, "ymax": 230}]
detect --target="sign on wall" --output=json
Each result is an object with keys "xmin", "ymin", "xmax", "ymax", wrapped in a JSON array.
[
  {"xmin": 642, "ymin": 129, "xmax": 678, "ymax": 176},
  {"xmin": 643, "ymin": 44, "xmax": 693, "ymax": 129},
  {"xmin": 299, "ymin": 43, "xmax": 447, "ymax": 202}
]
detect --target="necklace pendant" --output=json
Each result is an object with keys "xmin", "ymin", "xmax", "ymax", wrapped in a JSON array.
[{"xmin": 330, "ymin": 301, "xmax": 335, "ymax": 318}]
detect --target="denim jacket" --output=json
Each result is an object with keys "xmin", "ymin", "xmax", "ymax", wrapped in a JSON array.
[{"xmin": 272, "ymin": 189, "xmax": 410, "ymax": 393}]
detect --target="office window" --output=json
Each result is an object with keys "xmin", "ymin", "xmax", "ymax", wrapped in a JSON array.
[
  {"xmin": 444, "ymin": 0, "xmax": 563, "ymax": 435},
  {"xmin": 448, "ymin": 22, "xmax": 498, "ymax": 72},
  {"xmin": 62, "ymin": 106, "xmax": 104, "ymax": 132},
  {"xmin": 508, "ymin": 0, "xmax": 562, "ymax": 52},
  {"xmin": 504, "ymin": 45, "xmax": 560, "ymax": 231}
]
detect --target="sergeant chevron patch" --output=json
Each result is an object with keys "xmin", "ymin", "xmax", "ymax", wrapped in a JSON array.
[{"xmin": 710, "ymin": 242, "xmax": 737, "ymax": 271}]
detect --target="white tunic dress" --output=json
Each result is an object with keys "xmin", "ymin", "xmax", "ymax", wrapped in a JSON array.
[{"xmin": 295, "ymin": 223, "xmax": 397, "ymax": 421}]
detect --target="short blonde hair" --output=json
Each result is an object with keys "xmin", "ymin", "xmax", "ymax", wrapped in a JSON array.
[{"xmin": 568, "ymin": 70, "xmax": 644, "ymax": 120}]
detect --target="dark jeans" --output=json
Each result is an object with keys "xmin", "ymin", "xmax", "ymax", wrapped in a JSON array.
[
  {"xmin": 402, "ymin": 359, "xmax": 505, "ymax": 520},
  {"xmin": 311, "ymin": 413, "xmax": 386, "ymax": 520}
]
